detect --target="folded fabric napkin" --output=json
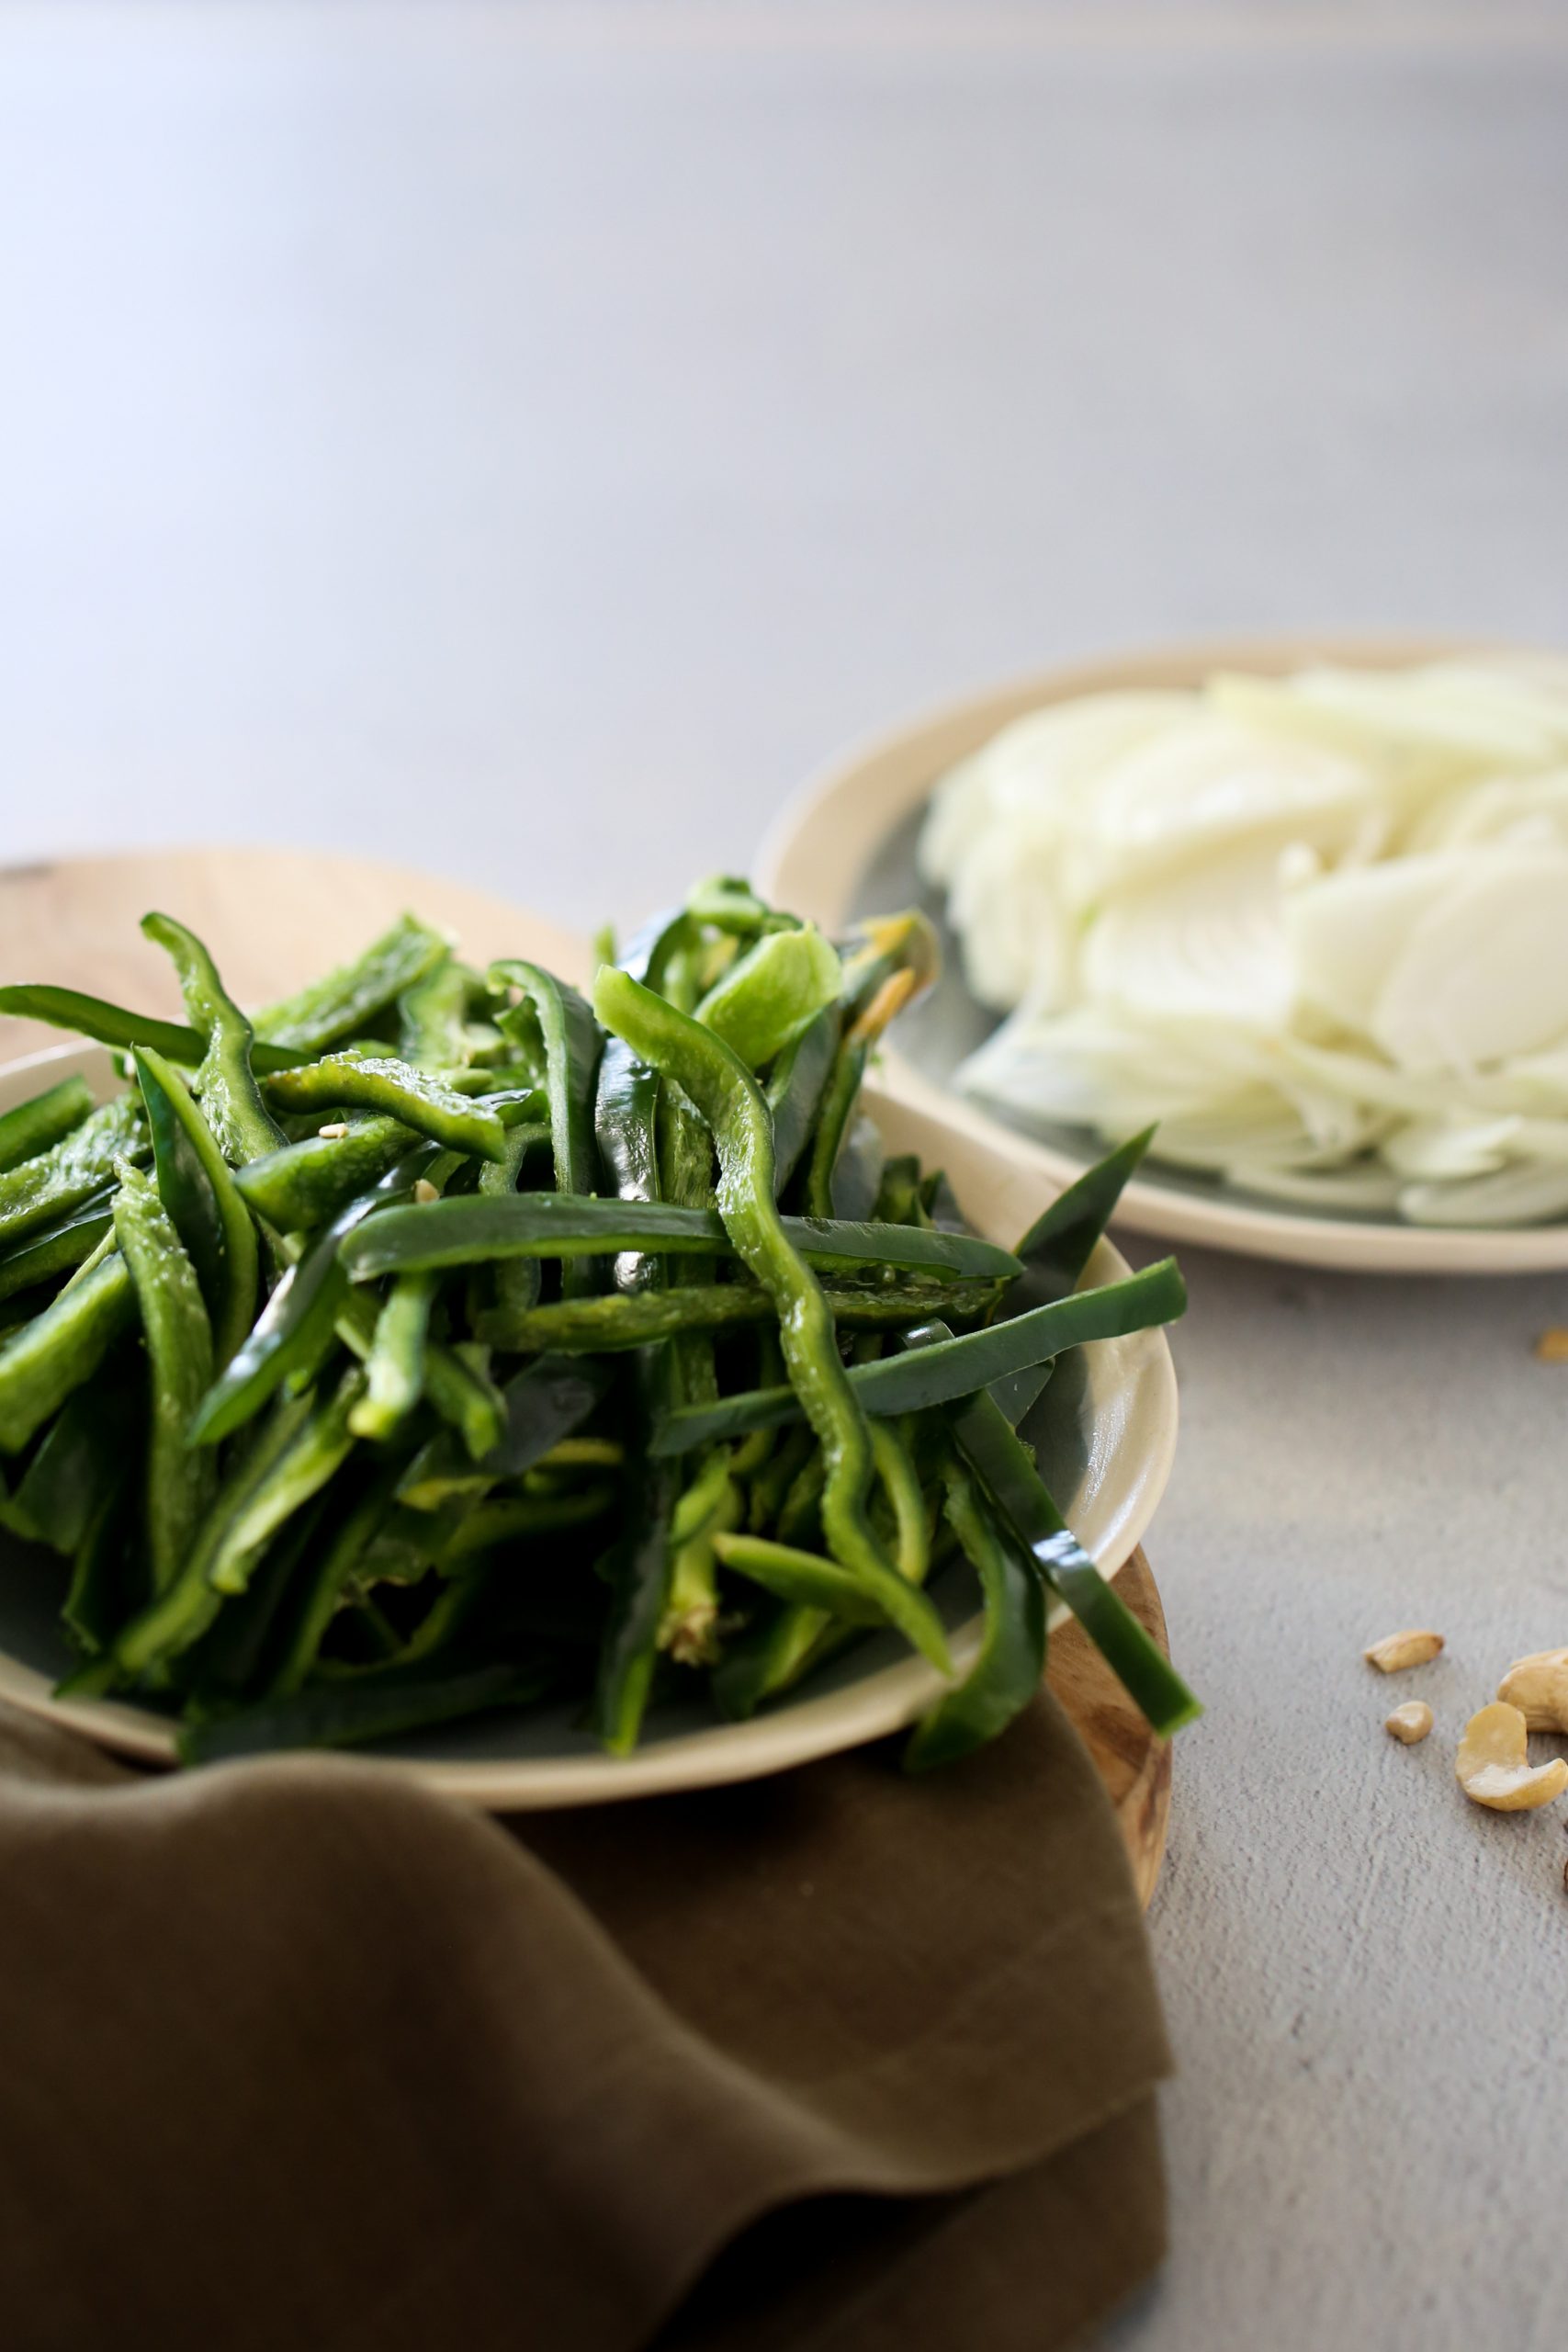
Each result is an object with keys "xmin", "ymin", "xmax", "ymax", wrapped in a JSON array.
[{"xmin": 0, "ymin": 1690, "xmax": 1170, "ymax": 2352}]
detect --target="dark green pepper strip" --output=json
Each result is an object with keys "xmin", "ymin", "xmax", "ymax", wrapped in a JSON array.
[
  {"xmin": 134, "ymin": 1046, "xmax": 259, "ymax": 1368},
  {"xmin": 349, "ymin": 1273, "xmax": 435, "ymax": 1441},
  {"xmin": 254, "ymin": 912, "xmax": 450, "ymax": 1051},
  {"xmin": 694, "ymin": 925, "xmax": 842, "ymax": 1070},
  {"xmin": 0, "ymin": 1094, "xmax": 146, "ymax": 1250},
  {"xmin": 0, "ymin": 985, "xmax": 308, "ymax": 1073},
  {"xmin": 478, "ymin": 1279, "xmax": 997, "ymax": 1354},
  {"xmin": 650, "ymin": 1257, "xmax": 1187, "ymax": 1454},
  {"xmin": 806, "ymin": 966, "xmax": 919, "ymax": 1220},
  {"xmin": 0, "ymin": 1074, "xmax": 95, "ymax": 1173},
  {"xmin": 263, "ymin": 1054, "xmax": 507, "ymax": 1164},
  {"xmin": 62, "ymin": 1476, "xmax": 132, "ymax": 1658},
  {"xmin": 0, "ymin": 1193, "xmax": 115, "ymax": 1304},
  {"xmin": 941, "ymin": 1367, "xmax": 1201, "ymax": 1737},
  {"xmin": 488, "ymin": 960, "xmax": 602, "ymax": 1296},
  {"xmin": 0, "ymin": 1250, "xmax": 136, "ymax": 1453},
  {"xmin": 234, "ymin": 1117, "xmax": 418, "ymax": 1231},
  {"xmin": 904, "ymin": 1458, "xmax": 1046, "ymax": 1772},
  {"xmin": 179, "ymin": 1656, "xmax": 553, "ymax": 1764},
  {"xmin": 398, "ymin": 1353, "xmax": 612, "ymax": 1510},
  {"xmin": 265, "ymin": 1459, "xmax": 411, "ymax": 1699},
  {"xmin": 478, "ymin": 1118, "xmax": 543, "ymax": 1323},
  {"xmin": 142, "ymin": 912, "xmax": 287, "ymax": 1164},
  {"xmin": 710, "ymin": 1531, "xmax": 891, "ymax": 1624},
  {"xmin": 191, "ymin": 1146, "xmax": 439, "ymax": 1446},
  {"xmin": 1006, "ymin": 1127, "xmax": 1156, "ymax": 1307},
  {"xmin": 12, "ymin": 1381, "xmax": 137, "ymax": 1557},
  {"xmin": 114, "ymin": 1161, "xmax": 218, "ymax": 1593},
  {"xmin": 766, "ymin": 1006, "xmax": 838, "ymax": 1198},
  {"xmin": 590, "ymin": 1360, "xmax": 679, "ymax": 1753},
  {"xmin": 340, "ymin": 1193, "xmax": 1021, "ymax": 1283},
  {"xmin": 595, "ymin": 967, "xmax": 950, "ymax": 1676}
]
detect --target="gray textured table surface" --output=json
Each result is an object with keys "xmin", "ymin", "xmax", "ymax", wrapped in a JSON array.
[{"xmin": 5, "ymin": 6, "xmax": 1568, "ymax": 2344}]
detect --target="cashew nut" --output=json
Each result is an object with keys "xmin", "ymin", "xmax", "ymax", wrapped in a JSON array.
[
  {"xmin": 1495, "ymin": 1648, "xmax": 1568, "ymax": 1735},
  {"xmin": 1364, "ymin": 1629, "xmax": 1444, "ymax": 1674},
  {"xmin": 1535, "ymin": 1328, "xmax": 1568, "ymax": 1363},
  {"xmin": 1455, "ymin": 1702, "xmax": 1568, "ymax": 1813},
  {"xmin": 1385, "ymin": 1701, "xmax": 1433, "ymax": 1745}
]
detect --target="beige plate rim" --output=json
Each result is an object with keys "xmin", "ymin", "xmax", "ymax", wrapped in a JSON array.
[
  {"xmin": 0, "ymin": 1040, "xmax": 1178, "ymax": 1808},
  {"xmin": 760, "ymin": 632, "xmax": 1568, "ymax": 1276}
]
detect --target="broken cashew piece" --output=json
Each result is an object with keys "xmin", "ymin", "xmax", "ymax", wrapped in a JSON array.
[
  {"xmin": 1364, "ymin": 1629, "xmax": 1444, "ymax": 1674},
  {"xmin": 1495, "ymin": 1648, "xmax": 1568, "ymax": 1735},
  {"xmin": 1385, "ymin": 1702, "xmax": 1433, "ymax": 1745},
  {"xmin": 1455, "ymin": 1702, "xmax": 1568, "ymax": 1813}
]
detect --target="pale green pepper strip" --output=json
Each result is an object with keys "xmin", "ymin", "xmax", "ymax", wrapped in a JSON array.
[
  {"xmin": 594, "ymin": 967, "xmax": 950, "ymax": 1676},
  {"xmin": 694, "ymin": 924, "xmax": 842, "ymax": 1071},
  {"xmin": 710, "ymin": 1532, "xmax": 892, "ymax": 1625},
  {"xmin": 142, "ymin": 911, "xmax": 286, "ymax": 1164},
  {"xmin": 476, "ymin": 1278, "xmax": 996, "ymax": 1354},
  {"xmin": 134, "ymin": 1046, "xmax": 259, "ymax": 1368},
  {"xmin": 0, "ymin": 1250, "xmax": 136, "ymax": 1453},
  {"xmin": 254, "ymin": 912, "xmax": 450, "ymax": 1050},
  {"xmin": 263, "ymin": 1054, "xmax": 507, "ymax": 1164},
  {"xmin": 903, "ymin": 1458, "xmax": 1046, "ymax": 1773},
  {"xmin": 113, "ymin": 1160, "xmax": 218, "ymax": 1593},
  {"xmin": 350, "ymin": 1273, "xmax": 436, "ymax": 1440},
  {"xmin": 398, "ymin": 955, "xmax": 472, "ymax": 1070}
]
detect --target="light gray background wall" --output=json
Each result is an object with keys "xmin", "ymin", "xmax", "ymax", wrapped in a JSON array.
[{"xmin": 4, "ymin": 7, "xmax": 1568, "ymax": 2345}]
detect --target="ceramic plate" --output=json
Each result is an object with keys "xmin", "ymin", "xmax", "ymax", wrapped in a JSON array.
[
  {"xmin": 761, "ymin": 635, "xmax": 1568, "ymax": 1275},
  {"xmin": 0, "ymin": 1040, "xmax": 1177, "ymax": 1808}
]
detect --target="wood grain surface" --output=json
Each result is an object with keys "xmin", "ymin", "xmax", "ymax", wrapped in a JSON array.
[{"xmin": 0, "ymin": 849, "xmax": 1171, "ymax": 1898}]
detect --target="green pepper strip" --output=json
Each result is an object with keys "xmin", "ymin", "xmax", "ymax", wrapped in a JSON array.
[
  {"xmin": 11, "ymin": 1382, "xmax": 136, "ymax": 1558},
  {"xmin": 265, "ymin": 1459, "xmax": 411, "ymax": 1699},
  {"xmin": 190, "ymin": 1145, "xmax": 439, "ymax": 1446},
  {"xmin": 940, "ymin": 1366, "xmax": 1201, "ymax": 1736},
  {"xmin": 234, "ymin": 1117, "xmax": 418, "ymax": 1231},
  {"xmin": 0, "ymin": 1250, "xmax": 136, "ymax": 1453},
  {"xmin": 489, "ymin": 960, "xmax": 602, "ymax": 1297},
  {"xmin": 113, "ymin": 1161, "xmax": 218, "ymax": 1593},
  {"xmin": 263, "ymin": 1054, "xmax": 507, "ymax": 1164},
  {"xmin": 114, "ymin": 1372, "xmax": 365, "ymax": 1678},
  {"xmin": 989, "ymin": 1127, "xmax": 1157, "ymax": 1428},
  {"xmin": 350, "ymin": 1272, "xmax": 435, "ymax": 1440},
  {"xmin": 134, "ymin": 1046, "xmax": 260, "ymax": 1369},
  {"xmin": 339, "ymin": 1193, "xmax": 1021, "ymax": 1283},
  {"xmin": 397, "ymin": 954, "xmax": 472, "ymax": 1070},
  {"xmin": 480, "ymin": 1279, "xmax": 996, "ymax": 1354},
  {"xmin": 62, "ymin": 1475, "xmax": 132, "ymax": 1659},
  {"xmin": 766, "ymin": 1006, "xmax": 837, "ymax": 1197},
  {"xmin": 0, "ymin": 1074, "xmax": 96, "ymax": 1173},
  {"xmin": 397, "ymin": 1353, "xmax": 612, "ymax": 1510},
  {"xmin": 180, "ymin": 1657, "xmax": 553, "ymax": 1764},
  {"xmin": 595, "ymin": 967, "xmax": 950, "ymax": 1676},
  {"xmin": 142, "ymin": 912, "xmax": 287, "ymax": 1164},
  {"xmin": 0, "ymin": 1193, "xmax": 115, "ymax": 1304},
  {"xmin": 903, "ymin": 1458, "xmax": 1046, "ymax": 1772},
  {"xmin": 478, "ymin": 1116, "xmax": 544, "ymax": 1322},
  {"xmin": 651, "ymin": 1257, "xmax": 1186, "ymax": 1453},
  {"xmin": 0, "ymin": 985, "xmax": 308, "ymax": 1073},
  {"xmin": 710, "ymin": 1532, "xmax": 892, "ymax": 1624},
  {"xmin": 254, "ymin": 912, "xmax": 451, "ymax": 1051},
  {"xmin": 694, "ymin": 925, "xmax": 842, "ymax": 1071},
  {"xmin": 0, "ymin": 1094, "xmax": 147, "ymax": 1250}
]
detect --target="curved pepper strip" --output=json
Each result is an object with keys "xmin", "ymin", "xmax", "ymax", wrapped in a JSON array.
[
  {"xmin": 134, "ymin": 1046, "xmax": 260, "ymax": 1369},
  {"xmin": 0, "ymin": 985, "xmax": 307, "ymax": 1074},
  {"xmin": 0, "ymin": 1093, "xmax": 147, "ymax": 1250},
  {"xmin": 902, "ymin": 1456, "xmax": 1045, "ymax": 1772},
  {"xmin": 489, "ymin": 960, "xmax": 603, "ymax": 1296},
  {"xmin": 694, "ymin": 925, "xmax": 842, "ymax": 1072},
  {"xmin": 0, "ymin": 1075, "xmax": 95, "ymax": 1175},
  {"xmin": 0, "ymin": 1193, "xmax": 115, "ymax": 1305},
  {"xmin": 142, "ymin": 912, "xmax": 287, "ymax": 1164},
  {"xmin": 0, "ymin": 1250, "xmax": 136, "ymax": 1454},
  {"xmin": 235, "ymin": 1118, "xmax": 419, "ymax": 1232},
  {"xmin": 765, "ymin": 1007, "xmax": 837, "ymax": 1198},
  {"xmin": 113, "ymin": 1160, "xmax": 218, "ymax": 1594},
  {"xmin": 254, "ymin": 912, "xmax": 450, "ymax": 1052},
  {"xmin": 476, "ymin": 1278, "xmax": 998, "ymax": 1354},
  {"xmin": 263, "ymin": 1054, "xmax": 507, "ymax": 1164},
  {"xmin": 593, "ymin": 967, "xmax": 951, "ymax": 1676}
]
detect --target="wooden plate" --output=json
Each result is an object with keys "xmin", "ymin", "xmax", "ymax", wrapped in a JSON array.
[
  {"xmin": 760, "ymin": 634, "xmax": 1568, "ymax": 1275},
  {"xmin": 0, "ymin": 850, "xmax": 1176, "ymax": 1891}
]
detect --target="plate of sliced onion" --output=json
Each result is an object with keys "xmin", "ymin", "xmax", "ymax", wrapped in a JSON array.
[{"xmin": 761, "ymin": 637, "xmax": 1568, "ymax": 1274}]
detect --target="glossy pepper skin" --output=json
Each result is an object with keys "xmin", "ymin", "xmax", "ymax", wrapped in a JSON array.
[
  {"xmin": 593, "ymin": 966, "xmax": 952, "ymax": 1678},
  {"xmin": 111, "ymin": 1159, "xmax": 217, "ymax": 1594},
  {"xmin": 141, "ymin": 911, "xmax": 287, "ymax": 1166},
  {"xmin": 134, "ymin": 1046, "xmax": 259, "ymax": 1370}
]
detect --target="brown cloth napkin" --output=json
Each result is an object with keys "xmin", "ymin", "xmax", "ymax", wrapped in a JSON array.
[{"xmin": 0, "ymin": 1690, "xmax": 1170, "ymax": 2352}]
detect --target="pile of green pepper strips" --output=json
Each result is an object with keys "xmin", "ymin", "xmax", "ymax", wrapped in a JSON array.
[{"xmin": 0, "ymin": 881, "xmax": 1198, "ymax": 1768}]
